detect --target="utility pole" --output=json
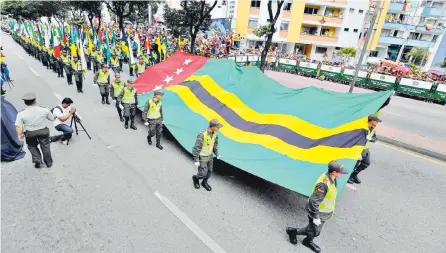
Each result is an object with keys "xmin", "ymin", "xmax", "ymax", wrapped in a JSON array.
[
  {"xmin": 349, "ymin": 0, "xmax": 381, "ymax": 93},
  {"xmin": 148, "ymin": 3, "xmax": 152, "ymax": 25}
]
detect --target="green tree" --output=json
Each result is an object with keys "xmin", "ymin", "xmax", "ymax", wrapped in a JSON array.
[
  {"xmin": 405, "ymin": 47, "xmax": 428, "ymax": 63},
  {"xmin": 163, "ymin": 0, "xmax": 218, "ymax": 54},
  {"xmin": 338, "ymin": 47, "xmax": 356, "ymax": 63},
  {"xmin": 254, "ymin": 0, "xmax": 285, "ymax": 72},
  {"xmin": 1, "ymin": 1, "xmax": 41, "ymax": 20},
  {"xmin": 439, "ymin": 59, "xmax": 446, "ymax": 68},
  {"xmin": 68, "ymin": 1, "xmax": 103, "ymax": 32},
  {"xmin": 106, "ymin": 1, "xmax": 147, "ymax": 30}
]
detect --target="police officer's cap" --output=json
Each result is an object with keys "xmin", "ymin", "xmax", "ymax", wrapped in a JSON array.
[
  {"xmin": 328, "ymin": 160, "xmax": 348, "ymax": 174},
  {"xmin": 115, "ymin": 73, "xmax": 121, "ymax": 77},
  {"xmin": 209, "ymin": 119, "xmax": 223, "ymax": 129},
  {"xmin": 368, "ymin": 114, "xmax": 382, "ymax": 123},
  {"xmin": 127, "ymin": 79, "xmax": 134, "ymax": 84},
  {"xmin": 154, "ymin": 90, "xmax": 164, "ymax": 96},
  {"xmin": 21, "ymin": 93, "xmax": 36, "ymax": 101}
]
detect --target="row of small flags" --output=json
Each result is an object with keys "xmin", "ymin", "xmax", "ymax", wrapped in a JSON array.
[{"xmin": 9, "ymin": 19, "xmax": 174, "ymax": 68}]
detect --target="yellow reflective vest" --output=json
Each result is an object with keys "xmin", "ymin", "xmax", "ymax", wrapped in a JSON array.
[
  {"xmin": 110, "ymin": 57, "xmax": 119, "ymax": 66},
  {"xmin": 146, "ymin": 99, "xmax": 162, "ymax": 119},
  {"xmin": 96, "ymin": 70, "xmax": 110, "ymax": 84},
  {"xmin": 312, "ymin": 173, "xmax": 337, "ymax": 220},
  {"xmin": 122, "ymin": 87, "xmax": 136, "ymax": 104},
  {"xmin": 137, "ymin": 63, "xmax": 146, "ymax": 74},
  {"xmin": 61, "ymin": 55, "xmax": 70, "ymax": 64},
  {"xmin": 112, "ymin": 80, "xmax": 125, "ymax": 97},
  {"xmin": 199, "ymin": 130, "xmax": 217, "ymax": 157},
  {"xmin": 71, "ymin": 61, "xmax": 82, "ymax": 71}
]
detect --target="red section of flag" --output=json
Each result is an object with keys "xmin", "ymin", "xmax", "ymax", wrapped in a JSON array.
[{"xmin": 134, "ymin": 52, "xmax": 208, "ymax": 94}]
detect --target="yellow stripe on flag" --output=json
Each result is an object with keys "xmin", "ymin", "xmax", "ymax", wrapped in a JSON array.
[
  {"xmin": 186, "ymin": 75, "xmax": 368, "ymax": 139},
  {"xmin": 166, "ymin": 84, "xmax": 364, "ymax": 164}
]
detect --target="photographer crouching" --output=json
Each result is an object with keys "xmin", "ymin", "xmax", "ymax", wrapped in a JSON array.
[{"xmin": 50, "ymin": 98, "xmax": 76, "ymax": 145}]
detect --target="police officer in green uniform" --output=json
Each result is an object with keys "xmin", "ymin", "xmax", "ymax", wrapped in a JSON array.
[
  {"xmin": 191, "ymin": 119, "xmax": 222, "ymax": 191},
  {"xmin": 15, "ymin": 93, "xmax": 56, "ymax": 168},
  {"xmin": 93, "ymin": 65, "xmax": 111, "ymax": 104},
  {"xmin": 136, "ymin": 57, "xmax": 146, "ymax": 77},
  {"xmin": 348, "ymin": 114, "xmax": 381, "ymax": 184},
  {"xmin": 71, "ymin": 56, "xmax": 84, "ymax": 93},
  {"xmin": 110, "ymin": 73, "xmax": 126, "ymax": 122},
  {"xmin": 110, "ymin": 53, "xmax": 121, "ymax": 73},
  {"xmin": 60, "ymin": 50, "xmax": 72, "ymax": 85},
  {"xmin": 117, "ymin": 80, "xmax": 138, "ymax": 130},
  {"xmin": 143, "ymin": 90, "xmax": 164, "ymax": 150},
  {"xmin": 286, "ymin": 160, "xmax": 348, "ymax": 253}
]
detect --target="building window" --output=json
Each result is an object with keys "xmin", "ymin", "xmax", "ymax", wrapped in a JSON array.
[
  {"xmin": 316, "ymin": 47, "xmax": 327, "ymax": 54},
  {"xmin": 409, "ymin": 32, "xmax": 421, "ymax": 40},
  {"xmin": 280, "ymin": 22, "xmax": 289, "ymax": 31},
  {"xmin": 358, "ymin": 9, "xmax": 364, "ymax": 13},
  {"xmin": 304, "ymin": 7, "xmax": 319, "ymax": 15},
  {"xmin": 283, "ymin": 2, "xmax": 292, "ymax": 11},
  {"xmin": 344, "ymin": 28, "xmax": 349, "ymax": 31},
  {"xmin": 302, "ymin": 26, "xmax": 317, "ymax": 35},
  {"xmin": 248, "ymin": 19, "xmax": 258, "ymax": 28},
  {"xmin": 250, "ymin": 0, "xmax": 260, "ymax": 8},
  {"xmin": 335, "ymin": 47, "xmax": 341, "ymax": 50},
  {"xmin": 369, "ymin": 51, "xmax": 379, "ymax": 57},
  {"xmin": 433, "ymin": 35, "xmax": 439, "ymax": 42},
  {"xmin": 349, "ymin": 8, "xmax": 354, "ymax": 13},
  {"xmin": 432, "ymin": 2, "xmax": 443, "ymax": 8},
  {"xmin": 353, "ymin": 29, "xmax": 359, "ymax": 32}
]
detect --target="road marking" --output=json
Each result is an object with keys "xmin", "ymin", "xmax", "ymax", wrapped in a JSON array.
[
  {"xmin": 154, "ymin": 191, "xmax": 227, "ymax": 253},
  {"xmin": 346, "ymin": 184, "xmax": 357, "ymax": 191},
  {"xmin": 385, "ymin": 111, "xmax": 409, "ymax": 118},
  {"xmin": 53, "ymin": 92, "xmax": 63, "ymax": 102},
  {"xmin": 377, "ymin": 142, "xmax": 446, "ymax": 167},
  {"xmin": 15, "ymin": 52, "xmax": 23, "ymax": 60},
  {"xmin": 29, "ymin": 67, "xmax": 40, "ymax": 77}
]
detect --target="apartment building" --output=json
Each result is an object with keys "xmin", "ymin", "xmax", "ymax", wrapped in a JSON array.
[
  {"xmin": 235, "ymin": 0, "xmax": 369, "ymax": 61},
  {"xmin": 370, "ymin": 0, "xmax": 446, "ymax": 70}
]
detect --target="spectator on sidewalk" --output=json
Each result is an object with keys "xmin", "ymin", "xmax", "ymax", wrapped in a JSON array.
[{"xmin": 50, "ymin": 97, "xmax": 76, "ymax": 145}]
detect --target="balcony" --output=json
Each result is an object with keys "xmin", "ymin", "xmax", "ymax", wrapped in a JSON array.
[
  {"xmin": 280, "ymin": 31, "xmax": 288, "ymax": 38},
  {"xmin": 283, "ymin": 10, "xmax": 291, "ymax": 18},
  {"xmin": 383, "ymin": 22, "xmax": 414, "ymax": 30},
  {"xmin": 415, "ymin": 25, "xmax": 444, "ymax": 34},
  {"xmin": 389, "ymin": 2, "xmax": 415, "ymax": 12},
  {"xmin": 300, "ymin": 33, "xmax": 338, "ymax": 43},
  {"xmin": 379, "ymin": 36, "xmax": 405, "ymax": 45},
  {"xmin": 320, "ymin": 0, "xmax": 347, "ymax": 4},
  {"xmin": 422, "ymin": 7, "xmax": 443, "ymax": 17},
  {"xmin": 250, "ymin": 7, "xmax": 260, "ymax": 15},
  {"xmin": 303, "ymin": 14, "xmax": 343, "ymax": 25},
  {"xmin": 407, "ymin": 39, "xmax": 432, "ymax": 48},
  {"xmin": 247, "ymin": 28, "xmax": 255, "ymax": 34}
]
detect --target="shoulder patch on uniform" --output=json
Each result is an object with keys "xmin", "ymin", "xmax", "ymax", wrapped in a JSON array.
[
  {"xmin": 323, "ymin": 177, "xmax": 328, "ymax": 184},
  {"xmin": 317, "ymin": 188, "xmax": 325, "ymax": 193}
]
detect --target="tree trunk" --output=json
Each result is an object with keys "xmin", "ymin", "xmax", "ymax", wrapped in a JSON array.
[
  {"xmin": 118, "ymin": 15, "xmax": 124, "ymax": 30},
  {"xmin": 260, "ymin": 34, "xmax": 273, "ymax": 72},
  {"xmin": 88, "ymin": 16, "xmax": 94, "ymax": 29},
  {"xmin": 97, "ymin": 15, "xmax": 102, "ymax": 35},
  {"xmin": 190, "ymin": 31, "xmax": 197, "ymax": 54}
]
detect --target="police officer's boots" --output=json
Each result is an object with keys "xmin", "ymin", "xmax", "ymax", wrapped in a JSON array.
[
  {"xmin": 156, "ymin": 138, "xmax": 163, "ymax": 150},
  {"xmin": 147, "ymin": 136, "xmax": 152, "ymax": 145},
  {"xmin": 130, "ymin": 118, "xmax": 137, "ymax": 130},
  {"xmin": 348, "ymin": 170, "xmax": 361, "ymax": 184},
  {"xmin": 192, "ymin": 175, "xmax": 200, "ymax": 189},
  {"xmin": 201, "ymin": 179, "xmax": 212, "ymax": 191},
  {"xmin": 302, "ymin": 238, "xmax": 321, "ymax": 253},
  {"xmin": 124, "ymin": 117, "xmax": 129, "ymax": 129},
  {"xmin": 118, "ymin": 111, "xmax": 124, "ymax": 122},
  {"xmin": 105, "ymin": 96, "xmax": 110, "ymax": 105},
  {"xmin": 285, "ymin": 227, "xmax": 298, "ymax": 244},
  {"xmin": 101, "ymin": 95, "xmax": 106, "ymax": 104}
]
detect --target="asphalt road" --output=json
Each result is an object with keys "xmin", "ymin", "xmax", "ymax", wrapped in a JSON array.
[
  {"xmin": 2, "ymin": 34, "xmax": 446, "ymax": 253},
  {"xmin": 267, "ymin": 71, "xmax": 446, "ymax": 142}
]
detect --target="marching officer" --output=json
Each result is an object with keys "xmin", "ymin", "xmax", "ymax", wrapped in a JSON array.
[
  {"xmin": 348, "ymin": 114, "xmax": 381, "ymax": 184},
  {"xmin": 94, "ymin": 48, "xmax": 103, "ymax": 73},
  {"xmin": 118, "ymin": 80, "xmax": 138, "ymax": 130},
  {"xmin": 60, "ymin": 50, "xmax": 72, "ymax": 85},
  {"xmin": 110, "ymin": 73, "xmax": 126, "ymax": 122},
  {"xmin": 93, "ymin": 65, "xmax": 111, "ymax": 104},
  {"xmin": 143, "ymin": 90, "xmax": 164, "ymax": 150},
  {"xmin": 136, "ymin": 57, "xmax": 146, "ymax": 77},
  {"xmin": 84, "ymin": 45, "xmax": 92, "ymax": 70},
  {"xmin": 286, "ymin": 160, "xmax": 348, "ymax": 253},
  {"xmin": 110, "ymin": 53, "xmax": 120, "ymax": 73},
  {"xmin": 191, "ymin": 119, "xmax": 222, "ymax": 191},
  {"xmin": 71, "ymin": 56, "xmax": 84, "ymax": 93},
  {"xmin": 15, "ymin": 93, "xmax": 55, "ymax": 168}
]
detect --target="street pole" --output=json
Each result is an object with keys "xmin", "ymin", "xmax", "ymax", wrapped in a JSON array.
[
  {"xmin": 148, "ymin": 3, "xmax": 152, "ymax": 25},
  {"xmin": 349, "ymin": 0, "xmax": 381, "ymax": 93}
]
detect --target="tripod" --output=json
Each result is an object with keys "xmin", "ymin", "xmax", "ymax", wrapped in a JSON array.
[{"xmin": 68, "ymin": 112, "xmax": 92, "ymax": 145}]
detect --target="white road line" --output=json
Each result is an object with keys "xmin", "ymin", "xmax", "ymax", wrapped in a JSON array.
[
  {"xmin": 53, "ymin": 92, "xmax": 63, "ymax": 102},
  {"xmin": 154, "ymin": 191, "xmax": 227, "ymax": 253},
  {"xmin": 377, "ymin": 142, "xmax": 446, "ymax": 167},
  {"xmin": 28, "ymin": 67, "xmax": 40, "ymax": 77},
  {"xmin": 346, "ymin": 184, "xmax": 357, "ymax": 191},
  {"xmin": 15, "ymin": 52, "xmax": 23, "ymax": 60}
]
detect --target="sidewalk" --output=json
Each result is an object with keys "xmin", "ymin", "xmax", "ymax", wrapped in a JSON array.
[
  {"xmin": 377, "ymin": 124, "xmax": 446, "ymax": 161},
  {"xmin": 266, "ymin": 71, "xmax": 446, "ymax": 161}
]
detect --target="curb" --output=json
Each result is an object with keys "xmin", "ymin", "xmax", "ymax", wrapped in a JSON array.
[{"xmin": 378, "ymin": 136, "xmax": 446, "ymax": 162}]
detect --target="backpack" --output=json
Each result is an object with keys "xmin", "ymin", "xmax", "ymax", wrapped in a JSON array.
[{"xmin": 50, "ymin": 106, "xmax": 63, "ymax": 115}]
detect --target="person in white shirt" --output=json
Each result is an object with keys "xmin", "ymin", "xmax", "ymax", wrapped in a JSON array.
[{"xmin": 50, "ymin": 97, "xmax": 76, "ymax": 145}]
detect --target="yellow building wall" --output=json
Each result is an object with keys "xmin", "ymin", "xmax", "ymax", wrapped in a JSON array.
[
  {"xmin": 369, "ymin": 0, "xmax": 390, "ymax": 50},
  {"xmin": 288, "ymin": 0, "xmax": 306, "ymax": 43},
  {"xmin": 236, "ymin": 0, "xmax": 250, "ymax": 37},
  {"xmin": 305, "ymin": 45, "xmax": 312, "ymax": 57}
]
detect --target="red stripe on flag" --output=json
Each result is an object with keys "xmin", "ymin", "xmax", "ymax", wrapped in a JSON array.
[{"xmin": 134, "ymin": 52, "xmax": 208, "ymax": 94}]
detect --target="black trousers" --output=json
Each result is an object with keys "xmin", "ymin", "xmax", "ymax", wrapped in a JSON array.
[
  {"xmin": 147, "ymin": 118, "xmax": 163, "ymax": 143},
  {"xmin": 24, "ymin": 128, "xmax": 53, "ymax": 166},
  {"xmin": 296, "ymin": 216, "xmax": 325, "ymax": 242},
  {"xmin": 75, "ymin": 80, "xmax": 83, "ymax": 91}
]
